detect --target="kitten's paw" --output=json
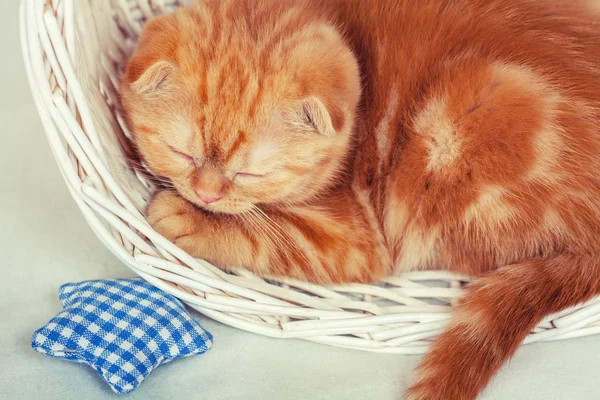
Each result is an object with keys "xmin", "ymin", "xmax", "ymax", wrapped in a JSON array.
[{"xmin": 147, "ymin": 191, "xmax": 208, "ymax": 252}]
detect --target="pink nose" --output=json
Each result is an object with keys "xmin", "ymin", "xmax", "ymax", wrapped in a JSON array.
[{"xmin": 196, "ymin": 191, "xmax": 223, "ymax": 204}]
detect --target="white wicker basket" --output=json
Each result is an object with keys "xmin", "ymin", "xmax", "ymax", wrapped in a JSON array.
[{"xmin": 20, "ymin": 0, "xmax": 600, "ymax": 354}]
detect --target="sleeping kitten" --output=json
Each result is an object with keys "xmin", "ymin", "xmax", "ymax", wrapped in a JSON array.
[{"xmin": 121, "ymin": 0, "xmax": 600, "ymax": 398}]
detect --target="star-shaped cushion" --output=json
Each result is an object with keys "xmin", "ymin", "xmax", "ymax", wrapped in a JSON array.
[{"xmin": 32, "ymin": 279, "xmax": 213, "ymax": 394}]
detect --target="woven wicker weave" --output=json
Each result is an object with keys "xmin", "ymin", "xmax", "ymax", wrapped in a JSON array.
[{"xmin": 20, "ymin": 0, "xmax": 600, "ymax": 354}]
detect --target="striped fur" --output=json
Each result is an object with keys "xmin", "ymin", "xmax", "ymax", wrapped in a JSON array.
[{"xmin": 122, "ymin": 1, "xmax": 600, "ymax": 398}]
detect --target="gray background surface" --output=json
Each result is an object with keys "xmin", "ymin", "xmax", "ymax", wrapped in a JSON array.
[{"xmin": 1, "ymin": 0, "xmax": 599, "ymax": 399}]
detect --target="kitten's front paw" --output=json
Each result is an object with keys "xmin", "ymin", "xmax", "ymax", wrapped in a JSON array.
[{"xmin": 147, "ymin": 191, "xmax": 209, "ymax": 253}]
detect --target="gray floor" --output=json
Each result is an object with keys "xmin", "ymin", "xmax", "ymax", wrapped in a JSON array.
[{"xmin": 1, "ymin": 0, "xmax": 599, "ymax": 399}]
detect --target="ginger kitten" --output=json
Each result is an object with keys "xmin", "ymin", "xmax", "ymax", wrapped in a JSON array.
[{"xmin": 121, "ymin": 0, "xmax": 600, "ymax": 398}]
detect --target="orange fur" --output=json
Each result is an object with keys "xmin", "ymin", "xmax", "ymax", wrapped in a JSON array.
[{"xmin": 122, "ymin": 0, "xmax": 600, "ymax": 398}]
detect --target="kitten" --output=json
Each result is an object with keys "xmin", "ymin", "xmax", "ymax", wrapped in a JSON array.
[{"xmin": 121, "ymin": 0, "xmax": 600, "ymax": 398}]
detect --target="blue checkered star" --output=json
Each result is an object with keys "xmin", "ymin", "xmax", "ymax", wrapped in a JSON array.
[{"xmin": 32, "ymin": 279, "xmax": 213, "ymax": 394}]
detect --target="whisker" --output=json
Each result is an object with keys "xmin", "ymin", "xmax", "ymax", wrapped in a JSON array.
[
  {"xmin": 248, "ymin": 208, "xmax": 290, "ymax": 260},
  {"xmin": 250, "ymin": 208, "xmax": 288, "ymax": 247},
  {"xmin": 252, "ymin": 207, "xmax": 312, "ymax": 268},
  {"xmin": 243, "ymin": 210, "xmax": 283, "ymax": 262}
]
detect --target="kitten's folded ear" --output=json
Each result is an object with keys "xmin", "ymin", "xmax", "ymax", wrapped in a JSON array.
[
  {"xmin": 297, "ymin": 96, "xmax": 339, "ymax": 137},
  {"xmin": 283, "ymin": 24, "xmax": 360, "ymax": 137},
  {"xmin": 122, "ymin": 14, "xmax": 179, "ymax": 96},
  {"xmin": 129, "ymin": 61, "xmax": 175, "ymax": 95}
]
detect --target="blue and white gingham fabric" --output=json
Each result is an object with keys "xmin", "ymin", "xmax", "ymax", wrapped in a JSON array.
[{"xmin": 32, "ymin": 279, "xmax": 213, "ymax": 394}]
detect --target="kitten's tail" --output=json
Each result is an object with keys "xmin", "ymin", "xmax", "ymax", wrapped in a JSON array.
[{"xmin": 407, "ymin": 253, "xmax": 600, "ymax": 400}]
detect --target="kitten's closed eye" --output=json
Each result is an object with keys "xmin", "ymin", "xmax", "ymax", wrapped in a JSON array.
[
  {"xmin": 233, "ymin": 172, "xmax": 266, "ymax": 180},
  {"xmin": 169, "ymin": 146, "xmax": 195, "ymax": 164}
]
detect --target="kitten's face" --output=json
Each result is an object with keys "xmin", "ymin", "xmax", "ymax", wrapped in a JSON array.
[{"xmin": 122, "ymin": 2, "xmax": 360, "ymax": 214}]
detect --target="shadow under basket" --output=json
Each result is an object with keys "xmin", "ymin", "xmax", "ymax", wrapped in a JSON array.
[{"xmin": 20, "ymin": 0, "xmax": 600, "ymax": 354}]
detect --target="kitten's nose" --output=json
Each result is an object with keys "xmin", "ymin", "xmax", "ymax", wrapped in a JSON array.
[{"xmin": 196, "ymin": 190, "xmax": 223, "ymax": 204}]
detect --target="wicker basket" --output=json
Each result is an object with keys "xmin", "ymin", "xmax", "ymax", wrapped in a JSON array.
[{"xmin": 20, "ymin": 0, "xmax": 600, "ymax": 354}]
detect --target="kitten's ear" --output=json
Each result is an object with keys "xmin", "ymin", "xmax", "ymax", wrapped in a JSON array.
[
  {"xmin": 295, "ymin": 96, "xmax": 341, "ymax": 137},
  {"xmin": 130, "ymin": 61, "xmax": 175, "ymax": 95}
]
